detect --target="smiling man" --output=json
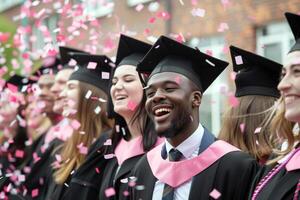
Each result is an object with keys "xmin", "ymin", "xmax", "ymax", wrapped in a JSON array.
[{"xmin": 131, "ymin": 36, "xmax": 258, "ymax": 200}]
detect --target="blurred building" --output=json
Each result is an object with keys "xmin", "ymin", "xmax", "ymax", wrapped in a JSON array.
[{"xmin": 1, "ymin": 0, "xmax": 300, "ymax": 134}]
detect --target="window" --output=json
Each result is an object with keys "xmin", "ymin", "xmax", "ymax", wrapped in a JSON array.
[
  {"xmin": 189, "ymin": 36, "xmax": 228, "ymax": 136},
  {"xmin": 82, "ymin": 0, "xmax": 114, "ymax": 18},
  {"xmin": 256, "ymin": 22, "xmax": 294, "ymax": 63},
  {"xmin": 127, "ymin": 0, "xmax": 153, "ymax": 7},
  {"xmin": 0, "ymin": 0, "xmax": 24, "ymax": 12},
  {"xmin": 32, "ymin": 15, "xmax": 58, "ymax": 53}
]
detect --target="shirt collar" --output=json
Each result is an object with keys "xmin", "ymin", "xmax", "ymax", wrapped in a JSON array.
[{"xmin": 165, "ymin": 123, "xmax": 204, "ymax": 159}]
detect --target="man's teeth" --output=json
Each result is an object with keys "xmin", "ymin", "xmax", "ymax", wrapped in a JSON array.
[{"xmin": 155, "ymin": 108, "xmax": 171, "ymax": 115}]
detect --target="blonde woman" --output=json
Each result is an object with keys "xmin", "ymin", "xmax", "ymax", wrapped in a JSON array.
[{"xmin": 46, "ymin": 53, "xmax": 113, "ymax": 199}]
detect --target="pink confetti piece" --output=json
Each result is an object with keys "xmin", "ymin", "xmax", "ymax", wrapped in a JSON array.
[
  {"xmin": 135, "ymin": 4, "xmax": 144, "ymax": 12},
  {"xmin": 6, "ymin": 83, "xmax": 18, "ymax": 93},
  {"xmin": 123, "ymin": 191, "xmax": 129, "ymax": 196},
  {"xmin": 31, "ymin": 189, "xmax": 39, "ymax": 198},
  {"xmin": 102, "ymin": 72, "xmax": 110, "ymax": 79},
  {"xmin": 235, "ymin": 55, "xmax": 243, "ymax": 65},
  {"xmin": 105, "ymin": 187, "xmax": 116, "ymax": 197},
  {"xmin": 95, "ymin": 167, "xmax": 100, "ymax": 174},
  {"xmin": 175, "ymin": 76, "xmax": 181, "ymax": 84},
  {"xmin": 78, "ymin": 145, "xmax": 88, "ymax": 155},
  {"xmin": 191, "ymin": 8, "xmax": 206, "ymax": 17},
  {"xmin": 87, "ymin": 62, "xmax": 97, "ymax": 69},
  {"xmin": 148, "ymin": 17, "xmax": 156, "ymax": 23},
  {"xmin": 230, "ymin": 72, "xmax": 236, "ymax": 80},
  {"xmin": 71, "ymin": 119, "xmax": 81, "ymax": 130},
  {"xmin": 240, "ymin": 123, "xmax": 245, "ymax": 133},
  {"xmin": 254, "ymin": 127, "xmax": 262, "ymax": 134},
  {"xmin": 217, "ymin": 22, "xmax": 229, "ymax": 32},
  {"xmin": 209, "ymin": 188, "xmax": 221, "ymax": 199},
  {"xmin": 15, "ymin": 150, "xmax": 24, "ymax": 158},
  {"xmin": 127, "ymin": 101, "xmax": 137, "ymax": 111},
  {"xmin": 68, "ymin": 59, "xmax": 77, "ymax": 66},
  {"xmin": 191, "ymin": 0, "xmax": 198, "ymax": 5},
  {"xmin": 229, "ymin": 95, "xmax": 239, "ymax": 108},
  {"xmin": 104, "ymin": 154, "xmax": 115, "ymax": 159},
  {"xmin": 104, "ymin": 139, "xmax": 112, "ymax": 146}
]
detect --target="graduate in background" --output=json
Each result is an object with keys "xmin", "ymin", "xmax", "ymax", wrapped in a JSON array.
[
  {"xmin": 249, "ymin": 12, "xmax": 300, "ymax": 200},
  {"xmin": 218, "ymin": 45, "xmax": 282, "ymax": 164},
  {"xmin": 98, "ymin": 34, "xmax": 162, "ymax": 200},
  {"xmin": 132, "ymin": 35, "xmax": 258, "ymax": 200},
  {"xmin": 45, "ymin": 53, "xmax": 113, "ymax": 200},
  {"xmin": 0, "ymin": 75, "xmax": 33, "ymax": 192}
]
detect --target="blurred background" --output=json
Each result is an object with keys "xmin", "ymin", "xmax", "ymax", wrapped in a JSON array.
[{"xmin": 1, "ymin": 0, "xmax": 300, "ymax": 135}]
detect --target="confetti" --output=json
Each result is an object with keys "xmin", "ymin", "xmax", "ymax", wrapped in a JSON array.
[
  {"xmin": 6, "ymin": 83, "xmax": 18, "ymax": 93},
  {"xmin": 104, "ymin": 154, "xmax": 115, "ymax": 159},
  {"xmin": 179, "ymin": 0, "xmax": 185, "ymax": 5},
  {"xmin": 191, "ymin": 8, "xmax": 206, "ymax": 17},
  {"xmin": 15, "ymin": 150, "xmax": 24, "ymax": 158},
  {"xmin": 105, "ymin": 187, "xmax": 116, "ymax": 197},
  {"xmin": 87, "ymin": 62, "xmax": 97, "ymax": 69},
  {"xmin": 95, "ymin": 167, "xmax": 100, "ymax": 174},
  {"xmin": 254, "ymin": 127, "xmax": 262, "ymax": 134},
  {"xmin": 71, "ymin": 119, "xmax": 81, "ymax": 130},
  {"xmin": 127, "ymin": 100, "xmax": 137, "ymax": 111},
  {"xmin": 94, "ymin": 106, "xmax": 101, "ymax": 114},
  {"xmin": 102, "ymin": 72, "xmax": 110, "ymax": 79},
  {"xmin": 229, "ymin": 95, "xmax": 239, "ymax": 107},
  {"xmin": 240, "ymin": 123, "xmax": 245, "ymax": 133},
  {"xmin": 205, "ymin": 59, "xmax": 215, "ymax": 67},
  {"xmin": 209, "ymin": 188, "xmax": 221, "ymax": 199},
  {"xmin": 235, "ymin": 55, "xmax": 243, "ymax": 65},
  {"xmin": 78, "ymin": 145, "xmax": 88, "ymax": 155},
  {"xmin": 31, "ymin": 189, "xmax": 39, "ymax": 198},
  {"xmin": 135, "ymin": 4, "xmax": 144, "ymax": 12},
  {"xmin": 148, "ymin": 17, "xmax": 156, "ymax": 23},
  {"xmin": 68, "ymin": 59, "xmax": 77, "ymax": 66},
  {"xmin": 175, "ymin": 76, "xmax": 181, "ymax": 84},
  {"xmin": 217, "ymin": 22, "xmax": 229, "ymax": 32},
  {"xmin": 123, "ymin": 191, "xmax": 129, "ymax": 196},
  {"xmin": 230, "ymin": 72, "xmax": 236, "ymax": 80},
  {"xmin": 104, "ymin": 139, "xmax": 112, "ymax": 146},
  {"xmin": 85, "ymin": 90, "xmax": 92, "ymax": 99}
]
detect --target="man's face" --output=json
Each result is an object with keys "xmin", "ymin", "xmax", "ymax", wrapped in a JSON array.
[
  {"xmin": 145, "ymin": 72, "xmax": 197, "ymax": 138},
  {"xmin": 37, "ymin": 74, "xmax": 55, "ymax": 115},
  {"xmin": 50, "ymin": 69, "xmax": 74, "ymax": 114}
]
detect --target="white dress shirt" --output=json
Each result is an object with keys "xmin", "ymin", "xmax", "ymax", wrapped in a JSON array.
[{"xmin": 152, "ymin": 124, "xmax": 204, "ymax": 200}]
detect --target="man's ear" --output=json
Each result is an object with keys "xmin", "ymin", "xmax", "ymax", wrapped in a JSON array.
[{"xmin": 192, "ymin": 91, "xmax": 202, "ymax": 108}]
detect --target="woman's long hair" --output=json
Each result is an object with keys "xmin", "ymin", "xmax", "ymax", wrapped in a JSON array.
[
  {"xmin": 218, "ymin": 95, "xmax": 277, "ymax": 161},
  {"xmin": 54, "ymin": 82, "xmax": 113, "ymax": 184},
  {"xmin": 267, "ymin": 97, "xmax": 299, "ymax": 164}
]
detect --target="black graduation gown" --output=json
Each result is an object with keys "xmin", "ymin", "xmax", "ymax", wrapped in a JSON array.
[
  {"xmin": 9, "ymin": 134, "xmax": 62, "ymax": 200},
  {"xmin": 45, "ymin": 132, "xmax": 110, "ymax": 200},
  {"xmin": 131, "ymin": 129, "xmax": 259, "ymax": 200},
  {"xmin": 99, "ymin": 155, "xmax": 144, "ymax": 200},
  {"xmin": 248, "ymin": 163, "xmax": 300, "ymax": 200}
]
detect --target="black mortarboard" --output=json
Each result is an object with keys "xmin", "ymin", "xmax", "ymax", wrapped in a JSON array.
[
  {"xmin": 115, "ymin": 34, "xmax": 152, "ymax": 67},
  {"xmin": 5, "ymin": 74, "xmax": 37, "ymax": 92},
  {"xmin": 59, "ymin": 46, "xmax": 88, "ymax": 67},
  {"xmin": 68, "ymin": 53, "xmax": 114, "ymax": 93},
  {"xmin": 136, "ymin": 35, "xmax": 229, "ymax": 92},
  {"xmin": 229, "ymin": 45, "xmax": 282, "ymax": 98},
  {"xmin": 285, "ymin": 12, "xmax": 300, "ymax": 52}
]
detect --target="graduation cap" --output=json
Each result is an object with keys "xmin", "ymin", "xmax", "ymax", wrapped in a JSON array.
[
  {"xmin": 136, "ymin": 35, "xmax": 229, "ymax": 92},
  {"xmin": 5, "ymin": 74, "xmax": 37, "ymax": 92},
  {"xmin": 115, "ymin": 34, "xmax": 152, "ymax": 67},
  {"xmin": 59, "ymin": 46, "xmax": 88, "ymax": 67},
  {"xmin": 229, "ymin": 45, "xmax": 282, "ymax": 98},
  {"xmin": 68, "ymin": 52, "xmax": 114, "ymax": 93},
  {"xmin": 285, "ymin": 12, "xmax": 300, "ymax": 52}
]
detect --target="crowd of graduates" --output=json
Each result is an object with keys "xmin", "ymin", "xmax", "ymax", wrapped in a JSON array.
[{"xmin": 0, "ymin": 11, "xmax": 300, "ymax": 200}]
